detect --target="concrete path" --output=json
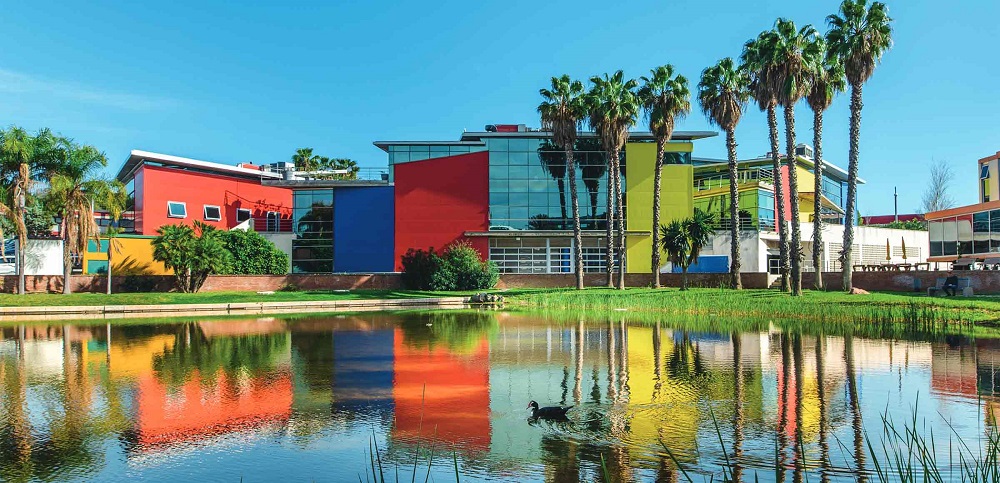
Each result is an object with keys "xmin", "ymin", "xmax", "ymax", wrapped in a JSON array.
[{"xmin": 0, "ymin": 296, "xmax": 473, "ymax": 322}]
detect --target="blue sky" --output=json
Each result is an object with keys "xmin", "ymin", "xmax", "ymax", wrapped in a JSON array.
[{"xmin": 1, "ymin": 0, "xmax": 997, "ymax": 214}]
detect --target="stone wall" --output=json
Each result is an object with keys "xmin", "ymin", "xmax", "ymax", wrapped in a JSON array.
[{"xmin": 1, "ymin": 272, "xmax": 774, "ymax": 293}]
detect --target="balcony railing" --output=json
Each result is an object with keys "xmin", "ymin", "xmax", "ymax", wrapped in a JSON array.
[
  {"xmin": 252, "ymin": 217, "xmax": 294, "ymax": 233},
  {"xmin": 261, "ymin": 165, "xmax": 390, "ymax": 182},
  {"xmin": 695, "ymin": 168, "xmax": 774, "ymax": 192}
]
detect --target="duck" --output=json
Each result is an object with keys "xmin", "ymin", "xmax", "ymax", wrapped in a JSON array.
[{"xmin": 527, "ymin": 400, "xmax": 573, "ymax": 419}]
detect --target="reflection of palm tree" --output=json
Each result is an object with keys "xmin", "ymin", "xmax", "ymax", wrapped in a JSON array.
[
  {"xmin": 577, "ymin": 139, "xmax": 606, "ymax": 229},
  {"xmin": 538, "ymin": 141, "xmax": 568, "ymax": 222},
  {"xmin": 607, "ymin": 321, "xmax": 618, "ymax": 403},
  {"xmin": 0, "ymin": 334, "xmax": 32, "ymax": 481},
  {"xmin": 792, "ymin": 334, "xmax": 805, "ymax": 483},
  {"xmin": 732, "ymin": 332, "xmax": 745, "ymax": 483},
  {"xmin": 777, "ymin": 334, "xmax": 790, "ymax": 483},
  {"xmin": 539, "ymin": 436, "xmax": 580, "ymax": 481},
  {"xmin": 845, "ymin": 333, "xmax": 866, "ymax": 482},
  {"xmin": 816, "ymin": 336, "xmax": 831, "ymax": 483},
  {"xmin": 574, "ymin": 321, "xmax": 583, "ymax": 404}
]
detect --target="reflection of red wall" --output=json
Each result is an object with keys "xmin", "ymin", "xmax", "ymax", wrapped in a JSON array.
[
  {"xmin": 391, "ymin": 329, "xmax": 490, "ymax": 453},
  {"xmin": 135, "ymin": 371, "xmax": 293, "ymax": 449},
  {"xmin": 137, "ymin": 165, "xmax": 292, "ymax": 235},
  {"xmin": 393, "ymin": 152, "xmax": 489, "ymax": 271}
]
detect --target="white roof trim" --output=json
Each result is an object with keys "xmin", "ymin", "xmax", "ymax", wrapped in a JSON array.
[{"xmin": 118, "ymin": 149, "xmax": 282, "ymax": 181}]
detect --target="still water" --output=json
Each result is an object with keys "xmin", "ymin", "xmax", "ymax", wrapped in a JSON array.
[{"xmin": 0, "ymin": 311, "xmax": 997, "ymax": 482}]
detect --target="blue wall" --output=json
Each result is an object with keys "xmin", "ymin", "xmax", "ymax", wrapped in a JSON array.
[
  {"xmin": 671, "ymin": 254, "xmax": 730, "ymax": 274},
  {"xmin": 333, "ymin": 186, "xmax": 395, "ymax": 272}
]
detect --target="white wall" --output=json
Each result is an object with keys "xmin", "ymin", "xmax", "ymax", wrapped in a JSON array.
[
  {"xmin": 260, "ymin": 233, "xmax": 294, "ymax": 265},
  {"xmin": 23, "ymin": 239, "xmax": 64, "ymax": 276}
]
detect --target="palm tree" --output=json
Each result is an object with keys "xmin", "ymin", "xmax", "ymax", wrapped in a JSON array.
[
  {"xmin": 587, "ymin": 71, "xmax": 639, "ymax": 289},
  {"xmin": 47, "ymin": 139, "xmax": 117, "ymax": 294},
  {"xmin": 577, "ymin": 138, "xmax": 606, "ymax": 227},
  {"xmin": 638, "ymin": 65, "xmax": 691, "ymax": 289},
  {"xmin": 698, "ymin": 58, "xmax": 750, "ymax": 289},
  {"xmin": 659, "ymin": 209, "xmax": 713, "ymax": 290},
  {"xmin": 0, "ymin": 128, "xmax": 57, "ymax": 294},
  {"xmin": 292, "ymin": 147, "xmax": 320, "ymax": 172},
  {"xmin": 772, "ymin": 18, "xmax": 824, "ymax": 296},
  {"xmin": 827, "ymin": 0, "xmax": 893, "ymax": 291},
  {"xmin": 101, "ymin": 183, "xmax": 129, "ymax": 295},
  {"xmin": 806, "ymin": 47, "xmax": 846, "ymax": 291},
  {"xmin": 539, "ymin": 75, "xmax": 588, "ymax": 289},
  {"xmin": 743, "ymin": 31, "xmax": 790, "ymax": 292}
]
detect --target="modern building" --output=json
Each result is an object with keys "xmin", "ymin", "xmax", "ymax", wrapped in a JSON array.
[{"xmin": 925, "ymin": 151, "xmax": 1000, "ymax": 262}]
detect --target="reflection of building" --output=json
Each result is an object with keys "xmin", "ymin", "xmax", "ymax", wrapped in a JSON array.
[
  {"xmin": 391, "ymin": 329, "xmax": 491, "ymax": 453},
  {"xmin": 333, "ymin": 329, "xmax": 394, "ymax": 414}
]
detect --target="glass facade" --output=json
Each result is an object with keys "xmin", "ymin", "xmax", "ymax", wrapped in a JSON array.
[
  {"xmin": 487, "ymin": 137, "xmax": 659, "ymax": 231},
  {"xmin": 928, "ymin": 209, "xmax": 1000, "ymax": 257},
  {"xmin": 292, "ymin": 189, "xmax": 334, "ymax": 273},
  {"xmin": 388, "ymin": 144, "xmax": 486, "ymax": 164},
  {"xmin": 693, "ymin": 189, "xmax": 775, "ymax": 231}
]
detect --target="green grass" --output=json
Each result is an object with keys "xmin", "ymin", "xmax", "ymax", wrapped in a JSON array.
[
  {"xmin": 0, "ymin": 289, "xmax": 487, "ymax": 307},
  {"xmin": 504, "ymin": 287, "xmax": 1000, "ymax": 325}
]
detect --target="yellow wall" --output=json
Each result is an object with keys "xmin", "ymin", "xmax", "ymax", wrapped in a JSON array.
[
  {"xmin": 83, "ymin": 235, "xmax": 171, "ymax": 275},
  {"xmin": 795, "ymin": 165, "xmax": 817, "ymax": 223},
  {"xmin": 625, "ymin": 142, "xmax": 694, "ymax": 274}
]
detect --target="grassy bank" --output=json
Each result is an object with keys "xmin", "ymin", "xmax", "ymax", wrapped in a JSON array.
[
  {"xmin": 505, "ymin": 288, "xmax": 1000, "ymax": 325},
  {"xmin": 0, "ymin": 289, "xmax": 481, "ymax": 307}
]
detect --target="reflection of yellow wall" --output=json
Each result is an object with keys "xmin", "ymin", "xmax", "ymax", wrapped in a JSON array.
[
  {"xmin": 626, "ymin": 327, "xmax": 700, "ymax": 461},
  {"xmin": 85, "ymin": 334, "xmax": 176, "ymax": 379},
  {"xmin": 83, "ymin": 235, "xmax": 171, "ymax": 275},
  {"xmin": 625, "ymin": 142, "xmax": 694, "ymax": 274}
]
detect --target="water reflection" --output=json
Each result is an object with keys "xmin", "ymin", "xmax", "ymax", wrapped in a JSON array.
[{"xmin": 1, "ymin": 313, "xmax": 999, "ymax": 482}]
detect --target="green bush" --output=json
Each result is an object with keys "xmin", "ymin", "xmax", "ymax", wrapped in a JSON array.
[
  {"xmin": 400, "ymin": 241, "xmax": 498, "ymax": 291},
  {"xmin": 218, "ymin": 229, "xmax": 289, "ymax": 275},
  {"xmin": 152, "ymin": 221, "xmax": 233, "ymax": 293},
  {"xmin": 400, "ymin": 247, "xmax": 443, "ymax": 290}
]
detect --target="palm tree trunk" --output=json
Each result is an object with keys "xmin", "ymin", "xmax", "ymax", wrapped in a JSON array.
[
  {"xmin": 681, "ymin": 266, "xmax": 688, "ymax": 291},
  {"xmin": 769, "ymin": 105, "xmax": 789, "ymax": 291},
  {"xmin": 566, "ymin": 146, "xmax": 584, "ymax": 290},
  {"xmin": 651, "ymin": 140, "xmax": 664, "ymax": 289},
  {"xmin": 106, "ymin": 238, "xmax": 113, "ymax": 295},
  {"xmin": 726, "ymin": 128, "xmax": 742, "ymax": 290},
  {"xmin": 605, "ymin": 155, "xmax": 615, "ymax": 288},
  {"xmin": 812, "ymin": 108, "xmax": 825, "ymax": 290},
  {"xmin": 785, "ymin": 104, "xmax": 802, "ymax": 296},
  {"xmin": 842, "ymin": 84, "xmax": 862, "ymax": 292},
  {"xmin": 17, "ymin": 235, "xmax": 25, "ymax": 295},
  {"xmin": 613, "ymin": 150, "xmax": 626, "ymax": 290},
  {"xmin": 62, "ymin": 217, "xmax": 72, "ymax": 295}
]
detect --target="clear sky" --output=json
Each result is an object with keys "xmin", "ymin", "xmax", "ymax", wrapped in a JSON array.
[{"xmin": 1, "ymin": 0, "xmax": 997, "ymax": 215}]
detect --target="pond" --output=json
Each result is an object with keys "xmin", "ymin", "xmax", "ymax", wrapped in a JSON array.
[{"xmin": 0, "ymin": 311, "xmax": 997, "ymax": 482}]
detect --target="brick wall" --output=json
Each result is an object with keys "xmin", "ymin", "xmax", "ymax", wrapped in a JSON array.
[
  {"xmin": 496, "ymin": 272, "xmax": 771, "ymax": 289},
  {"xmin": 802, "ymin": 271, "xmax": 1000, "ymax": 294}
]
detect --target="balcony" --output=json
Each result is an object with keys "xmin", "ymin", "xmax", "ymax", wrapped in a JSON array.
[
  {"xmin": 261, "ymin": 165, "xmax": 390, "ymax": 182},
  {"xmin": 695, "ymin": 167, "xmax": 774, "ymax": 192},
  {"xmin": 251, "ymin": 217, "xmax": 294, "ymax": 233}
]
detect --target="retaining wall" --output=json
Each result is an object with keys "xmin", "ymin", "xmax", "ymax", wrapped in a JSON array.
[{"xmin": 802, "ymin": 271, "xmax": 1000, "ymax": 294}]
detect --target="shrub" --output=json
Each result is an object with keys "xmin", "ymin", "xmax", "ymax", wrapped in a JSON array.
[
  {"xmin": 400, "ymin": 247, "xmax": 443, "ymax": 290},
  {"xmin": 218, "ymin": 229, "xmax": 289, "ymax": 275},
  {"xmin": 400, "ymin": 241, "xmax": 498, "ymax": 291},
  {"xmin": 152, "ymin": 222, "xmax": 233, "ymax": 293}
]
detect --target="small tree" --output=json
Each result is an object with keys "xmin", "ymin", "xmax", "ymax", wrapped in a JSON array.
[
  {"xmin": 152, "ymin": 221, "xmax": 232, "ymax": 293},
  {"xmin": 219, "ymin": 229, "xmax": 289, "ymax": 275},
  {"xmin": 660, "ymin": 210, "xmax": 714, "ymax": 290},
  {"xmin": 920, "ymin": 161, "xmax": 955, "ymax": 214}
]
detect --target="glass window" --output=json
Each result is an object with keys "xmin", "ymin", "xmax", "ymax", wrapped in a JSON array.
[
  {"xmin": 509, "ymin": 152, "xmax": 529, "ymax": 165},
  {"xmin": 410, "ymin": 151, "xmax": 429, "ymax": 162},
  {"xmin": 982, "ymin": 164, "xmax": 990, "ymax": 179},
  {"xmin": 167, "ymin": 201, "xmax": 186, "ymax": 218},
  {"xmin": 487, "ymin": 138, "xmax": 508, "ymax": 151},
  {"xmin": 236, "ymin": 208, "xmax": 251, "ymax": 223},
  {"xmin": 430, "ymin": 145, "xmax": 450, "ymax": 153},
  {"xmin": 958, "ymin": 214, "xmax": 973, "ymax": 255},
  {"xmin": 450, "ymin": 146, "xmax": 471, "ymax": 154},
  {"xmin": 204, "ymin": 205, "xmax": 221, "ymax": 221},
  {"xmin": 267, "ymin": 211, "xmax": 280, "ymax": 232},
  {"xmin": 489, "ymin": 151, "xmax": 509, "ymax": 166},
  {"xmin": 508, "ymin": 138, "xmax": 530, "ymax": 151}
]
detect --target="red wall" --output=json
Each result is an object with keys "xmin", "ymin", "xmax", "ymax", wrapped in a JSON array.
[
  {"xmin": 393, "ymin": 152, "xmax": 489, "ymax": 270},
  {"xmin": 137, "ymin": 165, "xmax": 292, "ymax": 234}
]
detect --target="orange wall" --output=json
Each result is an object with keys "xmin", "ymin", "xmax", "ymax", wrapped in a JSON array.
[
  {"xmin": 391, "ymin": 329, "xmax": 491, "ymax": 453},
  {"xmin": 136, "ymin": 165, "xmax": 292, "ymax": 235},
  {"xmin": 135, "ymin": 371, "xmax": 293, "ymax": 449}
]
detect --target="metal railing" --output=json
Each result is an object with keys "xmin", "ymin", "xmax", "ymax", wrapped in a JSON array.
[
  {"xmin": 709, "ymin": 217, "xmax": 777, "ymax": 232},
  {"xmin": 252, "ymin": 217, "xmax": 294, "ymax": 233},
  {"xmin": 695, "ymin": 168, "xmax": 774, "ymax": 191},
  {"xmin": 261, "ymin": 165, "xmax": 390, "ymax": 182}
]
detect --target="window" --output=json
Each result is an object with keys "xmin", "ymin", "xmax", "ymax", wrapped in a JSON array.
[
  {"xmin": 204, "ymin": 205, "xmax": 221, "ymax": 221},
  {"xmin": 266, "ymin": 211, "xmax": 280, "ymax": 232},
  {"xmin": 236, "ymin": 208, "xmax": 252, "ymax": 223},
  {"xmin": 982, "ymin": 164, "xmax": 990, "ymax": 179},
  {"xmin": 167, "ymin": 201, "xmax": 187, "ymax": 218}
]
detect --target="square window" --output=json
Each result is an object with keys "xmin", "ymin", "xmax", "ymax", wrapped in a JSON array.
[
  {"xmin": 236, "ymin": 208, "xmax": 252, "ymax": 223},
  {"xmin": 982, "ymin": 164, "xmax": 990, "ymax": 179},
  {"xmin": 204, "ymin": 205, "xmax": 222, "ymax": 221},
  {"xmin": 167, "ymin": 201, "xmax": 187, "ymax": 218}
]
